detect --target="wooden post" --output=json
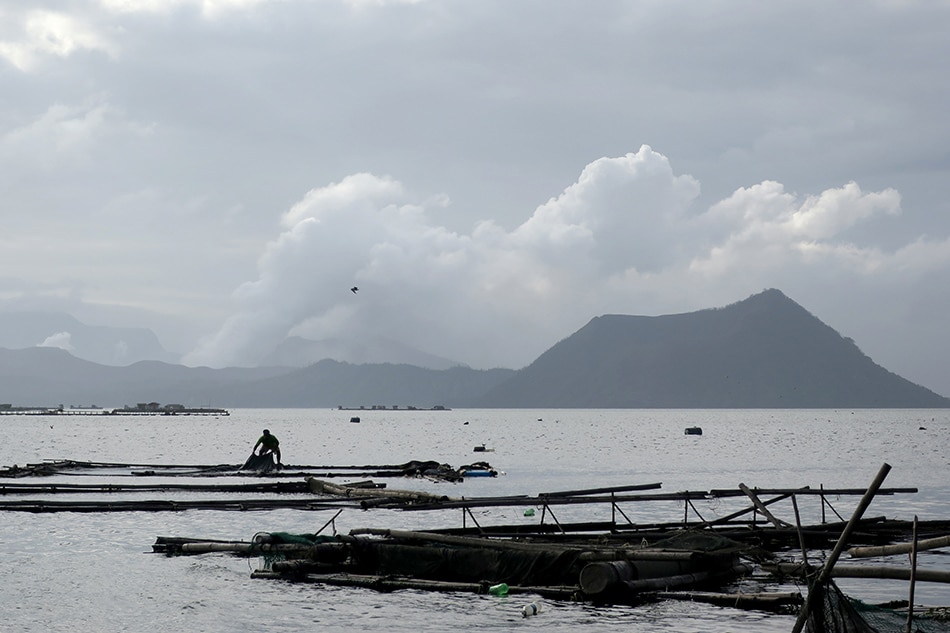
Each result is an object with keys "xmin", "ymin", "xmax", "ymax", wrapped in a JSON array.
[
  {"xmin": 906, "ymin": 515, "xmax": 918, "ymax": 633},
  {"xmin": 791, "ymin": 462, "xmax": 891, "ymax": 633},
  {"xmin": 791, "ymin": 495, "xmax": 809, "ymax": 575}
]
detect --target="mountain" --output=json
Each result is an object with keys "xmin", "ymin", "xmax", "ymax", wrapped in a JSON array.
[
  {"xmin": 0, "ymin": 347, "xmax": 292, "ymax": 408},
  {"xmin": 1, "ymin": 289, "xmax": 947, "ymax": 408},
  {"xmin": 209, "ymin": 359, "xmax": 514, "ymax": 408},
  {"xmin": 0, "ymin": 347, "xmax": 511, "ymax": 408},
  {"xmin": 0, "ymin": 311, "xmax": 176, "ymax": 366},
  {"xmin": 472, "ymin": 289, "xmax": 950, "ymax": 408}
]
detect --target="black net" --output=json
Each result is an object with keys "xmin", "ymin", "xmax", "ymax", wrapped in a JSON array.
[
  {"xmin": 804, "ymin": 580, "xmax": 950, "ymax": 633},
  {"xmin": 255, "ymin": 532, "xmax": 337, "ymax": 569},
  {"xmin": 354, "ymin": 540, "xmax": 583, "ymax": 587}
]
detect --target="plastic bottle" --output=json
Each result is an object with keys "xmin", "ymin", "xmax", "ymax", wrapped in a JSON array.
[
  {"xmin": 488, "ymin": 583, "xmax": 509, "ymax": 596},
  {"xmin": 521, "ymin": 601, "xmax": 542, "ymax": 617}
]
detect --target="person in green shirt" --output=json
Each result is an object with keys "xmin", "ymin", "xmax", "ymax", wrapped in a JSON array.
[{"xmin": 253, "ymin": 429, "xmax": 282, "ymax": 466}]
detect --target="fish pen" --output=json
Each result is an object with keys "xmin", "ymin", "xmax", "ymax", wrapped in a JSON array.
[{"xmin": 4, "ymin": 455, "xmax": 950, "ymax": 624}]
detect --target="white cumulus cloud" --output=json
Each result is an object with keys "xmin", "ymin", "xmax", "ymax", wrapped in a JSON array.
[{"xmin": 184, "ymin": 146, "xmax": 943, "ymax": 371}]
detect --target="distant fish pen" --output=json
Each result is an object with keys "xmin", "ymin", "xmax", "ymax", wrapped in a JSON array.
[{"xmin": 0, "ymin": 402, "xmax": 229, "ymax": 416}]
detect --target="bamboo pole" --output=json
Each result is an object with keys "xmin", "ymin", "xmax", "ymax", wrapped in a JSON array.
[
  {"xmin": 539, "ymin": 482, "xmax": 662, "ymax": 497},
  {"xmin": 696, "ymin": 492, "xmax": 794, "ymax": 528},
  {"xmin": 848, "ymin": 533, "xmax": 950, "ymax": 558},
  {"xmin": 263, "ymin": 571, "xmax": 579, "ymax": 600},
  {"xmin": 405, "ymin": 490, "xmax": 710, "ymax": 511},
  {"xmin": 0, "ymin": 481, "xmax": 311, "ymax": 494},
  {"xmin": 181, "ymin": 542, "xmax": 314, "ymax": 554},
  {"xmin": 348, "ymin": 528, "xmax": 582, "ymax": 553},
  {"xmin": 791, "ymin": 495, "xmax": 809, "ymax": 577},
  {"xmin": 791, "ymin": 462, "xmax": 892, "ymax": 633},
  {"xmin": 0, "ymin": 497, "xmax": 358, "ymax": 513},
  {"xmin": 768, "ymin": 562, "xmax": 950, "ymax": 583},
  {"xmin": 619, "ymin": 562, "xmax": 753, "ymax": 592},
  {"xmin": 307, "ymin": 478, "xmax": 451, "ymax": 504},
  {"xmin": 829, "ymin": 565, "xmax": 950, "ymax": 583},
  {"xmin": 738, "ymin": 483, "xmax": 792, "ymax": 528},
  {"xmin": 655, "ymin": 590, "xmax": 802, "ymax": 611}
]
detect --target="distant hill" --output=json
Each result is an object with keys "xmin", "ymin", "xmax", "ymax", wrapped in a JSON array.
[
  {"xmin": 1, "ymin": 289, "xmax": 947, "ymax": 408},
  {"xmin": 472, "ymin": 289, "xmax": 950, "ymax": 408},
  {"xmin": 210, "ymin": 359, "xmax": 514, "ymax": 408},
  {"xmin": 0, "ymin": 311, "xmax": 176, "ymax": 366},
  {"xmin": 0, "ymin": 347, "xmax": 292, "ymax": 408}
]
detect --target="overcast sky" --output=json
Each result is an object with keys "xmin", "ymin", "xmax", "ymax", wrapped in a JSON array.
[{"xmin": 2, "ymin": 0, "xmax": 949, "ymax": 396}]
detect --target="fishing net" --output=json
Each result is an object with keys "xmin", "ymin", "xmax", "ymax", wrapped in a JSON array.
[
  {"xmin": 803, "ymin": 580, "xmax": 950, "ymax": 633},
  {"xmin": 647, "ymin": 529, "xmax": 753, "ymax": 555},
  {"xmin": 254, "ymin": 532, "xmax": 338, "ymax": 569},
  {"xmin": 353, "ymin": 540, "xmax": 583, "ymax": 587}
]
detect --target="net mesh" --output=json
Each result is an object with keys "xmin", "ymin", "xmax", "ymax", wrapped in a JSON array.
[
  {"xmin": 256, "ymin": 532, "xmax": 336, "ymax": 569},
  {"xmin": 804, "ymin": 580, "xmax": 950, "ymax": 633}
]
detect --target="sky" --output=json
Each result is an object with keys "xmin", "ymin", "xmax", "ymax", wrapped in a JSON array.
[{"xmin": 2, "ymin": 0, "xmax": 949, "ymax": 397}]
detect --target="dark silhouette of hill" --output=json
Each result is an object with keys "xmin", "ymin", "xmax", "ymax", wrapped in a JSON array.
[
  {"xmin": 0, "ymin": 347, "xmax": 292, "ymax": 408},
  {"xmin": 1, "ymin": 289, "xmax": 947, "ymax": 409},
  {"xmin": 471, "ymin": 289, "xmax": 950, "ymax": 408},
  {"xmin": 209, "ymin": 359, "xmax": 514, "ymax": 408},
  {"xmin": 0, "ymin": 347, "xmax": 511, "ymax": 409}
]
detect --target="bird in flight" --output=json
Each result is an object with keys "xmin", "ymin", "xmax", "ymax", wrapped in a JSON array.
[{"xmin": 351, "ymin": 286, "xmax": 359, "ymax": 294}]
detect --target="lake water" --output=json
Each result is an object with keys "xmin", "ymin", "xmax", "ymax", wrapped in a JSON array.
[{"xmin": 1, "ymin": 408, "xmax": 948, "ymax": 632}]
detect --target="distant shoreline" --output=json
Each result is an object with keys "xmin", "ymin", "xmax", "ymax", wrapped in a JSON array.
[{"xmin": 0, "ymin": 404, "xmax": 229, "ymax": 416}]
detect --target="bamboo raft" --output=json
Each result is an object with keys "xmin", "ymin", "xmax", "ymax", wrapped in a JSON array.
[
  {"xmin": 6, "ymin": 455, "xmax": 949, "ymax": 621},
  {"xmin": 0, "ymin": 458, "xmax": 475, "ymax": 481},
  {"xmin": 147, "ymin": 463, "xmax": 950, "ymax": 622}
]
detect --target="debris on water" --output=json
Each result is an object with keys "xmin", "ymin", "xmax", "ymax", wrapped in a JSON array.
[{"xmin": 488, "ymin": 582, "xmax": 508, "ymax": 596}]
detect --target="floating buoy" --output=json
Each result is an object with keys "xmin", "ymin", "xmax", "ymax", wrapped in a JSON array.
[
  {"xmin": 684, "ymin": 426, "xmax": 702, "ymax": 435},
  {"xmin": 521, "ymin": 602, "xmax": 542, "ymax": 617},
  {"xmin": 350, "ymin": 417, "xmax": 360, "ymax": 423},
  {"xmin": 488, "ymin": 582, "xmax": 508, "ymax": 596},
  {"xmin": 524, "ymin": 508, "xmax": 535, "ymax": 517}
]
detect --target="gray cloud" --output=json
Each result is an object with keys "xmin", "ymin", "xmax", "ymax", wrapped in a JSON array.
[{"xmin": 2, "ymin": 0, "xmax": 949, "ymax": 394}]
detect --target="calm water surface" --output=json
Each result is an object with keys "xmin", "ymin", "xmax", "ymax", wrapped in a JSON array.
[{"xmin": 1, "ymin": 408, "xmax": 947, "ymax": 632}]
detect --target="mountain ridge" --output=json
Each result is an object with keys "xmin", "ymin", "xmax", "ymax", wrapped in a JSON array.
[
  {"xmin": 472, "ymin": 289, "xmax": 946, "ymax": 407},
  {"xmin": 1, "ymin": 289, "xmax": 947, "ymax": 408}
]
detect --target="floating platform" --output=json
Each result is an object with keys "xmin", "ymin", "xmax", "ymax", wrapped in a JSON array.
[{"xmin": 0, "ymin": 406, "xmax": 229, "ymax": 416}]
